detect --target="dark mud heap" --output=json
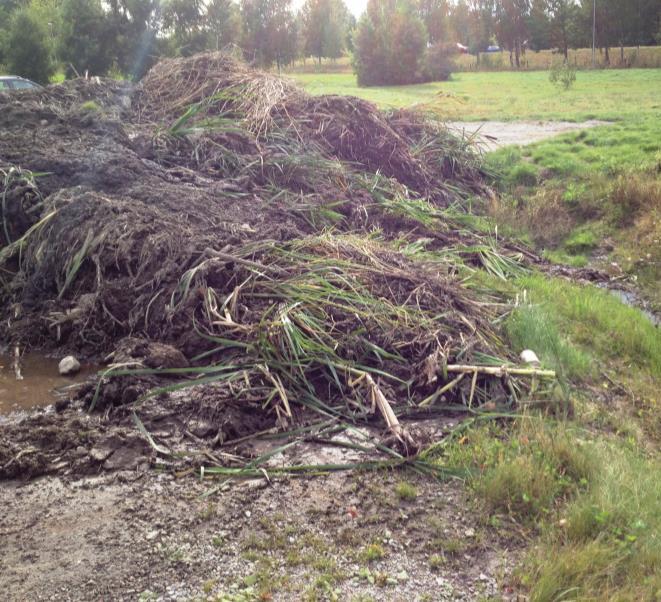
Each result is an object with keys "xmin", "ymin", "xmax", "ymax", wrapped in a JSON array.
[{"xmin": 0, "ymin": 53, "xmax": 529, "ymax": 478}]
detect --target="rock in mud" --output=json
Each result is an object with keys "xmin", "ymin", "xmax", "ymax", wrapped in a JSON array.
[
  {"xmin": 142, "ymin": 342, "xmax": 189, "ymax": 370},
  {"xmin": 58, "ymin": 355, "xmax": 81, "ymax": 375},
  {"xmin": 109, "ymin": 338, "xmax": 190, "ymax": 369}
]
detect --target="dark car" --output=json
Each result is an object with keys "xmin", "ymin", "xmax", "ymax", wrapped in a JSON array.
[{"xmin": 0, "ymin": 76, "xmax": 41, "ymax": 91}]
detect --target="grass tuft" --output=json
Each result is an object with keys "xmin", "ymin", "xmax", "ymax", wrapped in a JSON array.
[
  {"xmin": 527, "ymin": 443, "xmax": 661, "ymax": 602},
  {"xmin": 517, "ymin": 275, "xmax": 661, "ymax": 379},
  {"xmin": 394, "ymin": 481, "xmax": 418, "ymax": 501}
]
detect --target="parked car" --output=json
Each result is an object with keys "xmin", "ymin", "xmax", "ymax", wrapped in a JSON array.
[{"xmin": 0, "ymin": 76, "xmax": 41, "ymax": 91}]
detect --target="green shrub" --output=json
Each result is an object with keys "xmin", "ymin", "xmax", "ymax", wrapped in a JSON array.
[
  {"xmin": 528, "ymin": 444, "xmax": 661, "ymax": 601},
  {"xmin": 394, "ymin": 481, "xmax": 418, "ymax": 501},
  {"xmin": 549, "ymin": 62, "xmax": 577, "ymax": 91},
  {"xmin": 353, "ymin": 0, "xmax": 427, "ymax": 86},
  {"xmin": 437, "ymin": 420, "xmax": 595, "ymax": 521},
  {"xmin": 607, "ymin": 174, "xmax": 661, "ymax": 226},
  {"xmin": 360, "ymin": 543, "xmax": 386, "ymax": 562},
  {"xmin": 5, "ymin": 9, "xmax": 54, "ymax": 84},
  {"xmin": 563, "ymin": 227, "xmax": 599, "ymax": 254},
  {"xmin": 509, "ymin": 163, "xmax": 539, "ymax": 187},
  {"xmin": 422, "ymin": 43, "xmax": 456, "ymax": 82}
]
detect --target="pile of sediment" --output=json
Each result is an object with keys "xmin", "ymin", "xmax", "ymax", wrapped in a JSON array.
[{"xmin": 0, "ymin": 52, "xmax": 534, "ymax": 478}]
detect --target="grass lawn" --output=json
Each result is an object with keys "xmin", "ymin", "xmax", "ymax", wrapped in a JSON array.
[
  {"xmin": 291, "ymin": 69, "xmax": 661, "ymax": 122},
  {"xmin": 486, "ymin": 114, "xmax": 660, "ymax": 308},
  {"xmin": 487, "ymin": 115, "xmax": 661, "ymax": 183}
]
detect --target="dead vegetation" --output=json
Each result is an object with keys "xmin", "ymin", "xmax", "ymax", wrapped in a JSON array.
[{"xmin": 0, "ymin": 52, "xmax": 553, "ymax": 479}]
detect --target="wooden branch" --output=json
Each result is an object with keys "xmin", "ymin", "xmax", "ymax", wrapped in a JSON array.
[
  {"xmin": 445, "ymin": 364, "xmax": 556, "ymax": 378},
  {"xmin": 203, "ymin": 247, "xmax": 286, "ymax": 275},
  {"xmin": 349, "ymin": 370, "xmax": 415, "ymax": 448},
  {"xmin": 363, "ymin": 373, "xmax": 403, "ymax": 437},
  {"xmin": 468, "ymin": 369, "xmax": 478, "ymax": 408},
  {"xmin": 419, "ymin": 373, "xmax": 465, "ymax": 407}
]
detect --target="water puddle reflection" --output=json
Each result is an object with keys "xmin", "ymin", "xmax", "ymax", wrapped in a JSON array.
[{"xmin": 0, "ymin": 352, "xmax": 96, "ymax": 416}]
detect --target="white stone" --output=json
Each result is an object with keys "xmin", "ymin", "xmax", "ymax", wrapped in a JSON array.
[
  {"xmin": 519, "ymin": 349, "xmax": 540, "ymax": 366},
  {"xmin": 58, "ymin": 355, "xmax": 81, "ymax": 375}
]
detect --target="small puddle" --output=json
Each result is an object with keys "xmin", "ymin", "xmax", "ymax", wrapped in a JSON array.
[
  {"xmin": 0, "ymin": 352, "xmax": 97, "ymax": 417},
  {"xmin": 608, "ymin": 289, "xmax": 660, "ymax": 327}
]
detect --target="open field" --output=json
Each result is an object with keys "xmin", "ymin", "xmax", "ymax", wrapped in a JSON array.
[{"xmin": 291, "ymin": 69, "xmax": 661, "ymax": 121}]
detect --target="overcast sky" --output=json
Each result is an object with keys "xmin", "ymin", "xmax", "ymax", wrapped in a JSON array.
[{"xmin": 292, "ymin": 0, "xmax": 368, "ymax": 18}]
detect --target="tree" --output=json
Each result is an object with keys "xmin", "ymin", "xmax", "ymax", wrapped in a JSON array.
[
  {"xmin": 105, "ymin": 0, "xmax": 163, "ymax": 78},
  {"xmin": 546, "ymin": 0, "xmax": 578, "ymax": 59},
  {"xmin": 6, "ymin": 8, "xmax": 54, "ymax": 83},
  {"xmin": 353, "ymin": 0, "xmax": 427, "ymax": 86},
  {"xmin": 206, "ymin": 0, "xmax": 241, "ymax": 50},
  {"xmin": 58, "ymin": 0, "xmax": 114, "ymax": 76},
  {"xmin": 300, "ymin": 0, "xmax": 350, "ymax": 64},
  {"xmin": 577, "ymin": 0, "xmax": 629, "ymax": 65},
  {"xmin": 417, "ymin": 0, "xmax": 449, "ymax": 44},
  {"xmin": 495, "ymin": 0, "xmax": 530, "ymax": 67},
  {"xmin": 467, "ymin": 0, "xmax": 497, "ymax": 52},
  {"xmin": 527, "ymin": 0, "xmax": 550, "ymax": 51},
  {"xmin": 448, "ymin": 0, "xmax": 473, "ymax": 45},
  {"xmin": 241, "ymin": 0, "xmax": 297, "ymax": 69},
  {"xmin": 162, "ymin": 0, "xmax": 208, "ymax": 56},
  {"xmin": 2, "ymin": 0, "xmax": 59, "ymax": 71}
]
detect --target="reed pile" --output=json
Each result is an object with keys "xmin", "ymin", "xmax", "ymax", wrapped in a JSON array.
[{"xmin": 0, "ymin": 52, "xmax": 550, "ymax": 467}]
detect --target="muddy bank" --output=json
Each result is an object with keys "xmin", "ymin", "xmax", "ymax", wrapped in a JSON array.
[{"xmin": 0, "ymin": 352, "xmax": 96, "ymax": 417}]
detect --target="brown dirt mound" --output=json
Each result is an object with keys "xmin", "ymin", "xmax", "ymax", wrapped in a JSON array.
[
  {"xmin": 0, "ymin": 52, "xmax": 532, "ymax": 478},
  {"xmin": 135, "ymin": 52, "xmax": 485, "ymax": 202}
]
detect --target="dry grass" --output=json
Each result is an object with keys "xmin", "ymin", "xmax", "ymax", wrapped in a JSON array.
[
  {"xmin": 455, "ymin": 45, "xmax": 661, "ymax": 71},
  {"xmin": 608, "ymin": 174, "xmax": 661, "ymax": 226},
  {"xmin": 285, "ymin": 46, "xmax": 661, "ymax": 75}
]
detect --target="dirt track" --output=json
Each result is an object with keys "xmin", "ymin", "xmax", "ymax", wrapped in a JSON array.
[
  {"xmin": 448, "ymin": 120, "xmax": 607, "ymax": 149},
  {"xmin": 1, "ymin": 464, "xmax": 522, "ymax": 601}
]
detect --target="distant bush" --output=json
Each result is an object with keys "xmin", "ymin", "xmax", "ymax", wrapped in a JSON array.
[
  {"xmin": 608, "ymin": 174, "xmax": 661, "ymax": 226},
  {"xmin": 353, "ymin": 0, "xmax": 427, "ymax": 86},
  {"xmin": 422, "ymin": 43, "xmax": 456, "ymax": 82},
  {"xmin": 509, "ymin": 163, "xmax": 539, "ymax": 187},
  {"xmin": 550, "ymin": 61, "xmax": 577, "ymax": 90},
  {"xmin": 5, "ymin": 9, "xmax": 54, "ymax": 84},
  {"xmin": 352, "ymin": 0, "xmax": 455, "ymax": 86},
  {"xmin": 478, "ymin": 52, "xmax": 505, "ymax": 70}
]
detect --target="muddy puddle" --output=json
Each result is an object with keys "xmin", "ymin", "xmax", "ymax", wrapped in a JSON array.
[
  {"xmin": 608, "ymin": 289, "xmax": 660, "ymax": 326},
  {"xmin": 0, "ymin": 352, "xmax": 96, "ymax": 418}
]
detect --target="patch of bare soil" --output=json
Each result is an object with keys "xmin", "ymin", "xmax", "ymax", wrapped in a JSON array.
[
  {"xmin": 0, "ymin": 468, "xmax": 524, "ymax": 601},
  {"xmin": 448, "ymin": 120, "xmax": 607, "ymax": 149}
]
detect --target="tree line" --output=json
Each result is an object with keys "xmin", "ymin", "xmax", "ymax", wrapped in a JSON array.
[{"xmin": 0, "ymin": 0, "xmax": 659, "ymax": 85}]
